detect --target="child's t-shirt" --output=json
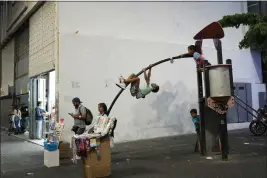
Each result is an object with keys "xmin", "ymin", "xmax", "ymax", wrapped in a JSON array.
[
  {"xmin": 193, "ymin": 52, "xmax": 204, "ymax": 66},
  {"xmin": 192, "ymin": 115, "xmax": 200, "ymax": 129},
  {"xmin": 137, "ymin": 86, "xmax": 153, "ymax": 99}
]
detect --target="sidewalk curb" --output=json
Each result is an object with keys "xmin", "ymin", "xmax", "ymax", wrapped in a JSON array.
[{"xmin": 1, "ymin": 127, "xmax": 44, "ymax": 147}]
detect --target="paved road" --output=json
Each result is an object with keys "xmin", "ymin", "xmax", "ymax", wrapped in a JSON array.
[{"xmin": 1, "ymin": 129, "xmax": 266, "ymax": 178}]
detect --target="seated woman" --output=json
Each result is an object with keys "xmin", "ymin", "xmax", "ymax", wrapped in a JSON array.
[{"xmin": 98, "ymin": 103, "xmax": 108, "ymax": 117}]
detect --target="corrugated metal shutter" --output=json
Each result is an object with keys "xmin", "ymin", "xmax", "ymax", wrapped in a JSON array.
[
  {"xmin": 15, "ymin": 27, "xmax": 29, "ymax": 95},
  {"xmin": 29, "ymin": 2, "xmax": 57, "ymax": 77}
]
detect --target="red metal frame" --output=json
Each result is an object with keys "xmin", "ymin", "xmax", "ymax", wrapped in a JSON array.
[{"xmin": 194, "ymin": 22, "xmax": 224, "ymax": 40}]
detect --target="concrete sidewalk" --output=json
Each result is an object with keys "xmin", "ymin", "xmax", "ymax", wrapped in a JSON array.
[
  {"xmin": 1, "ymin": 129, "xmax": 266, "ymax": 178},
  {"xmin": 1, "ymin": 126, "xmax": 44, "ymax": 146}
]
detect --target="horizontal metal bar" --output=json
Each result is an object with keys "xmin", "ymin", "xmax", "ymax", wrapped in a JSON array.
[{"xmin": 107, "ymin": 53, "xmax": 192, "ymax": 115}]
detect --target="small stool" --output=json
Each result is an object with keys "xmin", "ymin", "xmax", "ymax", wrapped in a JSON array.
[{"xmin": 44, "ymin": 149, "xmax": 60, "ymax": 168}]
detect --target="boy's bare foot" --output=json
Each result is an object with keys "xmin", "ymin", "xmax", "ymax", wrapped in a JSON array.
[{"xmin": 119, "ymin": 76, "xmax": 125, "ymax": 83}]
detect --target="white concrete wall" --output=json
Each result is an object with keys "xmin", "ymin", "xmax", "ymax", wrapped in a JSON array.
[
  {"xmin": 1, "ymin": 39, "xmax": 15, "ymax": 96},
  {"xmin": 58, "ymin": 2, "xmax": 263, "ymax": 142}
]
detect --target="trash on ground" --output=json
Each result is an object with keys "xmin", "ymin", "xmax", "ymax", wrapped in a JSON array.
[
  {"xmin": 206, "ymin": 156, "xmax": 213, "ymax": 160},
  {"xmin": 165, "ymin": 156, "xmax": 170, "ymax": 160}
]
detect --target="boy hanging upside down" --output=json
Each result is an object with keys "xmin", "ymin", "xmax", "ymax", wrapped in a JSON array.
[{"xmin": 116, "ymin": 65, "xmax": 160, "ymax": 99}]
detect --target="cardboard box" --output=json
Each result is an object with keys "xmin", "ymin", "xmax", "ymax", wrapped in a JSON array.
[
  {"xmin": 44, "ymin": 149, "xmax": 60, "ymax": 168},
  {"xmin": 83, "ymin": 137, "xmax": 111, "ymax": 178},
  {"xmin": 59, "ymin": 142, "xmax": 71, "ymax": 159}
]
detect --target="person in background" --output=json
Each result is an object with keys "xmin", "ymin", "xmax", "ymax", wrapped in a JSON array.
[
  {"xmin": 98, "ymin": 103, "xmax": 108, "ymax": 117},
  {"xmin": 9, "ymin": 105, "xmax": 22, "ymax": 135},
  {"xmin": 70, "ymin": 97, "xmax": 87, "ymax": 135},
  {"xmin": 13, "ymin": 105, "xmax": 22, "ymax": 118},
  {"xmin": 190, "ymin": 108, "xmax": 201, "ymax": 152},
  {"xmin": 36, "ymin": 101, "xmax": 49, "ymax": 140},
  {"xmin": 20, "ymin": 104, "xmax": 29, "ymax": 133},
  {"xmin": 97, "ymin": 102, "xmax": 115, "ymax": 148}
]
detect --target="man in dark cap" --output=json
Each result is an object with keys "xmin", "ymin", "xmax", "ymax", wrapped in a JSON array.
[{"xmin": 69, "ymin": 97, "xmax": 87, "ymax": 135}]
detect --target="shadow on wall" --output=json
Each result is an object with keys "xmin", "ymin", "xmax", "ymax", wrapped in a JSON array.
[{"xmin": 116, "ymin": 81, "xmax": 199, "ymax": 141}]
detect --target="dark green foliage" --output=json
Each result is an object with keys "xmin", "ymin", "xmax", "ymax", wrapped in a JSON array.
[{"xmin": 219, "ymin": 13, "xmax": 267, "ymax": 62}]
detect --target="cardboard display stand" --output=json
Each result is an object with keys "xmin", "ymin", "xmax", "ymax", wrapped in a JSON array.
[{"xmin": 83, "ymin": 136, "xmax": 111, "ymax": 178}]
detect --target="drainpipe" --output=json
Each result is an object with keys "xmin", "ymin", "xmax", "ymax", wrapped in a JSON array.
[{"xmin": 0, "ymin": 47, "xmax": 2, "ymax": 123}]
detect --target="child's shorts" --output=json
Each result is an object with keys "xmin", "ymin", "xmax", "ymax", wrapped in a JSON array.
[
  {"xmin": 130, "ymin": 85, "xmax": 138, "ymax": 96},
  {"xmin": 130, "ymin": 86, "xmax": 143, "ymax": 99}
]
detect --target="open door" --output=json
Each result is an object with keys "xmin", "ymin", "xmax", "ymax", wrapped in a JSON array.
[
  {"xmin": 29, "ymin": 75, "xmax": 49, "ymax": 139},
  {"xmin": 29, "ymin": 78, "xmax": 38, "ymax": 139}
]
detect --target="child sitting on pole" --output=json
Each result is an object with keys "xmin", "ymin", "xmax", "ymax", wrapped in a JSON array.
[
  {"xmin": 190, "ymin": 108, "xmax": 201, "ymax": 152},
  {"xmin": 116, "ymin": 65, "xmax": 160, "ymax": 99},
  {"xmin": 187, "ymin": 45, "xmax": 211, "ymax": 71}
]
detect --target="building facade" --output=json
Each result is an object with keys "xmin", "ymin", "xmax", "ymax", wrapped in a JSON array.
[
  {"xmin": 0, "ymin": 1, "xmax": 59, "ymax": 138},
  {"xmin": 1, "ymin": 2, "xmax": 266, "ymax": 143}
]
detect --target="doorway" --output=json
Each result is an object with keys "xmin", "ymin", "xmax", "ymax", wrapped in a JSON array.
[{"xmin": 29, "ymin": 70, "xmax": 56, "ymax": 140}]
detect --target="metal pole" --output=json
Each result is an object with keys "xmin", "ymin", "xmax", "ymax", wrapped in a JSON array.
[
  {"xmin": 195, "ymin": 40, "xmax": 206, "ymax": 156},
  {"xmin": 226, "ymin": 59, "xmax": 234, "ymax": 95},
  {"xmin": 214, "ymin": 39, "xmax": 223, "ymax": 64},
  {"xmin": 197, "ymin": 69, "xmax": 206, "ymax": 156},
  {"xmin": 218, "ymin": 59, "xmax": 233, "ymax": 160},
  {"xmin": 0, "ymin": 47, "xmax": 2, "ymax": 127},
  {"xmin": 107, "ymin": 53, "xmax": 192, "ymax": 115}
]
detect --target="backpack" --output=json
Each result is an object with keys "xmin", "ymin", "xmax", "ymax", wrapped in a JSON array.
[{"xmin": 79, "ymin": 106, "xmax": 93, "ymax": 125}]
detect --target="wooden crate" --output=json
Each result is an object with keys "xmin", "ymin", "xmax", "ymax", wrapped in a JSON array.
[{"xmin": 59, "ymin": 141, "xmax": 71, "ymax": 159}]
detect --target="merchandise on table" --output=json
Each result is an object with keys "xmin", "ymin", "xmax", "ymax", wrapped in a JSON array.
[
  {"xmin": 44, "ymin": 140, "xmax": 59, "ymax": 151},
  {"xmin": 71, "ymin": 116, "xmax": 117, "ymax": 164},
  {"xmin": 44, "ymin": 133, "xmax": 59, "ymax": 151},
  {"xmin": 49, "ymin": 119, "xmax": 56, "ymax": 130}
]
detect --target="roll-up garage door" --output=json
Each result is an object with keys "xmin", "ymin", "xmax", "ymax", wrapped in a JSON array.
[
  {"xmin": 15, "ymin": 26, "xmax": 29, "ymax": 96},
  {"xmin": 29, "ymin": 2, "xmax": 57, "ymax": 78}
]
